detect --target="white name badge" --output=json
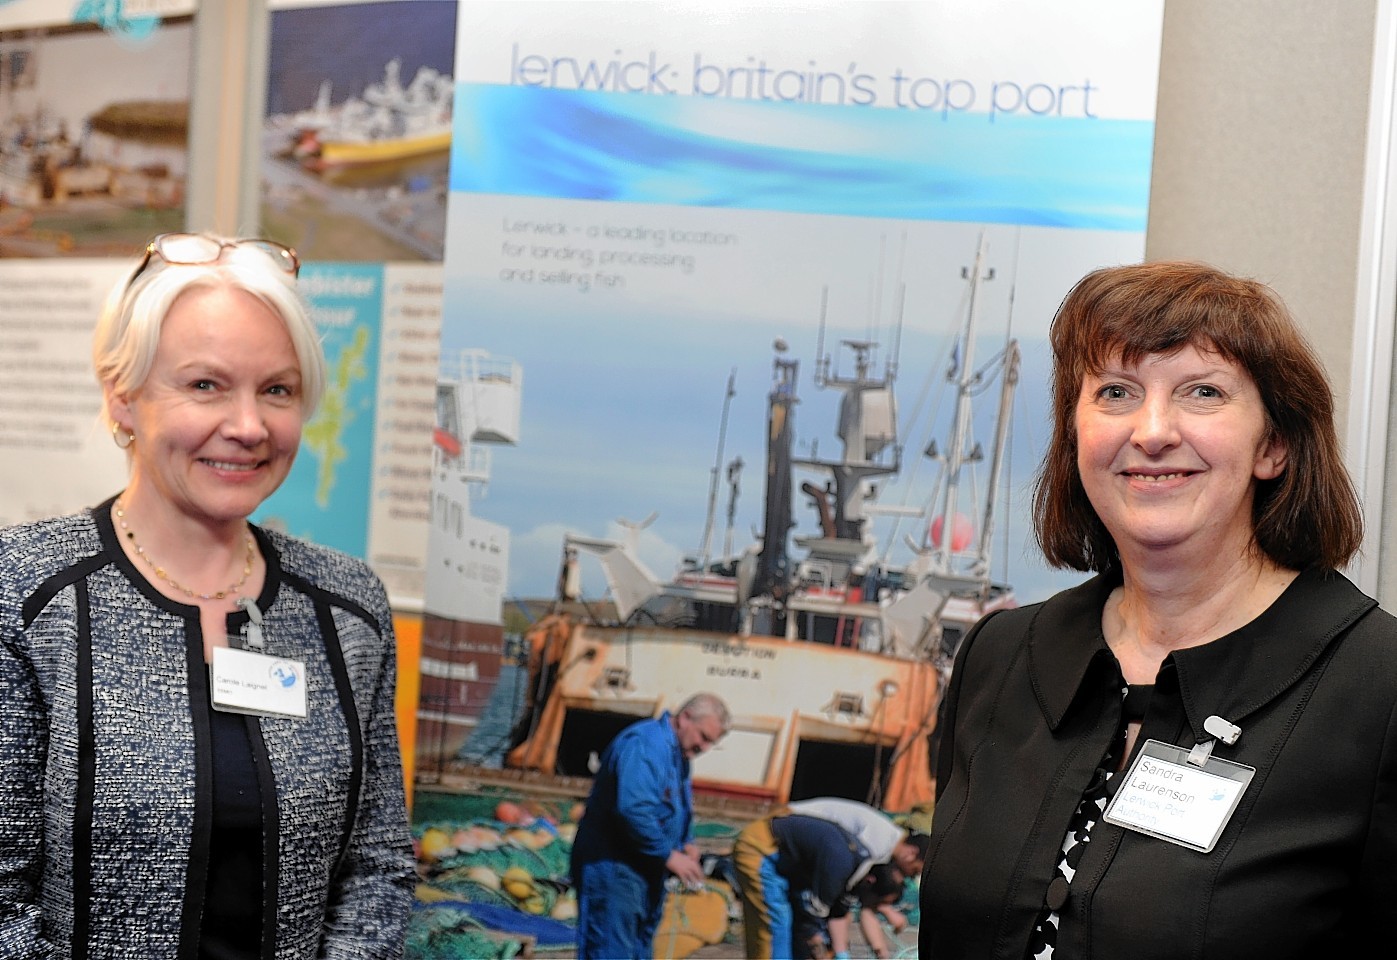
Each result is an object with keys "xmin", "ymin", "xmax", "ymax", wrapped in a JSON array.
[
  {"xmin": 1103, "ymin": 739, "xmax": 1255, "ymax": 853},
  {"xmin": 210, "ymin": 646, "xmax": 308, "ymax": 719}
]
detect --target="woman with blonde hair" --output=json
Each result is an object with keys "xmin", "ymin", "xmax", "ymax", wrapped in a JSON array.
[{"xmin": 0, "ymin": 234, "xmax": 413, "ymax": 958}]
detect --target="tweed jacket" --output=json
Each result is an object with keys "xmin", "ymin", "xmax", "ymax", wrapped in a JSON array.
[
  {"xmin": 920, "ymin": 568, "xmax": 1397, "ymax": 960},
  {"xmin": 0, "ymin": 500, "xmax": 414, "ymax": 959}
]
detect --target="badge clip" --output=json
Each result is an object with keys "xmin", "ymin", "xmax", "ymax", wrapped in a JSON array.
[
  {"xmin": 237, "ymin": 596, "xmax": 266, "ymax": 650},
  {"xmin": 1188, "ymin": 715, "xmax": 1242, "ymax": 767},
  {"xmin": 1186, "ymin": 740, "xmax": 1214, "ymax": 766}
]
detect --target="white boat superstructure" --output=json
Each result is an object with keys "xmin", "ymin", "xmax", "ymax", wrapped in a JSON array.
[
  {"xmin": 291, "ymin": 58, "xmax": 453, "ymax": 168},
  {"xmin": 418, "ymin": 350, "xmax": 522, "ymax": 772},
  {"xmin": 425, "ymin": 349, "xmax": 521, "ymax": 623}
]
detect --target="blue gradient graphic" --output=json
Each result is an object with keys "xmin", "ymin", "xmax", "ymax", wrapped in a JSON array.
[{"xmin": 451, "ymin": 85, "xmax": 1153, "ymax": 230}]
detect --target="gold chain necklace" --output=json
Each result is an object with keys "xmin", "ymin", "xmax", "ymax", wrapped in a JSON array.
[{"xmin": 114, "ymin": 499, "xmax": 256, "ymax": 601}]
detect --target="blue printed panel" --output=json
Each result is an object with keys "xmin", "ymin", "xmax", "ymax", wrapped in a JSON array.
[
  {"xmin": 255, "ymin": 262, "xmax": 384, "ymax": 558},
  {"xmin": 450, "ymin": 84, "xmax": 1153, "ymax": 230}
]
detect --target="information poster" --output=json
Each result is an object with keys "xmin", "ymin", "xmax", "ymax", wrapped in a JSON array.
[
  {"xmin": 0, "ymin": 0, "xmax": 195, "ymax": 522},
  {"xmin": 254, "ymin": 261, "xmax": 442, "ymax": 603},
  {"xmin": 256, "ymin": 0, "xmax": 457, "ymax": 603},
  {"xmin": 0, "ymin": 0, "xmax": 194, "ymax": 257},
  {"xmin": 0, "ymin": 259, "xmax": 129, "ymax": 525},
  {"xmin": 436, "ymin": 0, "xmax": 1165, "ymax": 614}
]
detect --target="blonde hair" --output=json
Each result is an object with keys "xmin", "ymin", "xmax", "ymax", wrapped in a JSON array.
[{"xmin": 93, "ymin": 237, "xmax": 327, "ymax": 416}]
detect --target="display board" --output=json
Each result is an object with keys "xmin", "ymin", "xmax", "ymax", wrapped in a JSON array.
[
  {"xmin": 254, "ymin": 0, "xmax": 457, "ymax": 604},
  {"xmin": 0, "ymin": 0, "xmax": 1167, "ymax": 620},
  {"xmin": 433, "ymin": 0, "xmax": 1166, "ymax": 616}
]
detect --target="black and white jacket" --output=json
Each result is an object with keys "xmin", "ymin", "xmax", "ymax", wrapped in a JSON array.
[{"xmin": 0, "ymin": 498, "xmax": 414, "ymax": 959}]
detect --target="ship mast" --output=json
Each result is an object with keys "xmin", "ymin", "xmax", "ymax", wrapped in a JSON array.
[
  {"xmin": 974, "ymin": 339, "xmax": 1019, "ymax": 577},
  {"xmin": 755, "ymin": 342, "xmax": 798, "ymax": 604},
  {"xmin": 807, "ymin": 339, "xmax": 900, "ymax": 541},
  {"xmin": 932, "ymin": 234, "xmax": 994, "ymax": 575},
  {"xmin": 801, "ymin": 265, "xmax": 904, "ymax": 546},
  {"xmin": 696, "ymin": 368, "xmax": 737, "ymax": 571}
]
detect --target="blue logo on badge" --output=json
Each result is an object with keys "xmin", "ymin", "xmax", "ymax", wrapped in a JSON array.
[{"xmin": 269, "ymin": 662, "xmax": 299, "ymax": 689}]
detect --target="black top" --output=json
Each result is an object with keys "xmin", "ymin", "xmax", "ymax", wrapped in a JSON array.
[
  {"xmin": 1121, "ymin": 683, "xmax": 1153, "ymax": 724},
  {"xmin": 1024, "ymin": 682, "xmax": 1157, "ymax": 958},
  {"xmin": 769, "ymin": 815, "xmax": 862, "ymax": 920},
  {"xmin": 198, "ymin": 705, "xmax": 263, "ymax": 959},
  {"xmin": 922, "ymin": 568, "xmax": 1397, "ymax": 960}
]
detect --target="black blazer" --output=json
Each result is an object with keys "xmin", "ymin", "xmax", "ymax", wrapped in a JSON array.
[{"xmin": 920, "ymin": 568, "xmax": 1397, "ymax": 959}]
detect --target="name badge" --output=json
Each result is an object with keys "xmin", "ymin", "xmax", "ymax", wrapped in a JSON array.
[
  {"xmin": 210, "ymin": 646, "xmax": 308, "ymax": 719},
  {"xmin": 1103, "ymin": 739, "xmax": 1254, "ymax": 853}
]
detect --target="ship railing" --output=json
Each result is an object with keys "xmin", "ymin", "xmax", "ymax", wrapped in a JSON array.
[
  {"xmin": 795, "ymin": 559, "xmax": 837, "ymax": 590},
  {"xmin": 787, "ymin": 593, "xmax": 882, "ymax": 619},
  {"xmin": 447, "ymin": 348, "xmax": 518, "ymax": 386},
  {"xmin": 663, "ymin": 581, "xmax": 739, "ymax": 605}
]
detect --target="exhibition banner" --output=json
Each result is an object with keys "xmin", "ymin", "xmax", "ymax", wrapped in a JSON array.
[
  {"xmin": 0, "ymin": 259, "xmax": 129, "ymax": 525},
  {"xmin": 0, "ymin": 0, "xmax": 194, "ymax": 32},
  {"xmin": 0, "ymin": 0, "xmax": 448, "ymax": 606},
  {"xmin": 435, "ymin": 0, "xmax": 1165, "ymax": 613},
  {"xmin": 253, "ymin": 260, "xmax": 443, "ymax": 603},
  {"xmin": 0, "ymin": 0, "xmax": 1166, "ymax": 622}
]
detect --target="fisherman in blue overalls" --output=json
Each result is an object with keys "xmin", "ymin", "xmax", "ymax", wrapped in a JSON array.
[{"xmin": 569, "ymin": 693, "xmax": 730, "ymax": 959}]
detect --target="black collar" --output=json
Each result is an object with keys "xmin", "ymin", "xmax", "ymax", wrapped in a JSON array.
[{"xmin": 1026, "ymin": 568, "xmax": 1374, "ymax": 742}]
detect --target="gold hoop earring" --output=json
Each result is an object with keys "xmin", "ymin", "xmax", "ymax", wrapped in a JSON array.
[{"xmin": 111, "ymin": 421, "xmax": 134, "ymax": 450}]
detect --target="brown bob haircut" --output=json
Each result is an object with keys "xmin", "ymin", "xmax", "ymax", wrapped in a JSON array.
[{"xmin": 1032, "ymin": 261, "xmax": 1362, "ymax": 573}]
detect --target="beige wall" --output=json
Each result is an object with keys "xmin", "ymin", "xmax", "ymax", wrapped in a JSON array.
[
  {"xmin": 1149, "ymin": 0, "xmax": 1375, "ymax": 407},
  {"xmin": 1147, "ymin": 0, "xmax": 1396, "ymax": 601},
  {"xmin": 187, "ymin": 0, "xmax": 267, "ymax": 234}
]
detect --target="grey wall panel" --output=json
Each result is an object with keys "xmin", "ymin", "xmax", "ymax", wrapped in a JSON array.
[{"xmin": 1147, "ymin": 0, "xmax": 1397, "ymax": 601}]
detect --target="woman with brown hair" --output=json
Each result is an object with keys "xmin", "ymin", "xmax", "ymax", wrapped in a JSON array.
[{"xmin": 920, "ymin": 262, "xmax": 1395, "ymax": 958}]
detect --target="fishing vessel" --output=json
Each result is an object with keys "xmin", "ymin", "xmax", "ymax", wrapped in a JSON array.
[
  {"xmin": 417, "ymin": 349, "xmax": 522, "ymax": 776},
  {"xmin": 503, "ymin": 238, "xmax": 1020, "ymax": 812},
  {"xmin": 290, "ymin": 58, "xmax": 453, "ymax": 171}
]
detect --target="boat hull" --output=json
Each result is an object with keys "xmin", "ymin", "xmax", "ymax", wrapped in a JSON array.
[
  {"xmin": 416, "ymin": 614, "xmax": 505, "ymax": 774},
  {"xmin": 506, "ymin": 615, "xmax": 939, "ymax": 811},
  {"xmin": 306, "ymin": 129, "xmax": 451, "ymax": 169}
]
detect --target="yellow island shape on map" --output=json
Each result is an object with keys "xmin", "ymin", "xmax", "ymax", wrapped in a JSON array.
[{"xmin": 302, "ymin": 325, "xmax": 371, "ymax": 508}]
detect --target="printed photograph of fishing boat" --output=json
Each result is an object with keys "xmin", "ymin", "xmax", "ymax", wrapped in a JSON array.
[
  {"xmin": 499, "ymin": 234, "xmax": 1024, "ymax": 811},
  {"xmin": 425, "ymin": 212, "xmax": 1140, "ymax": 812},
  {"xmin": 260, "ymin": 0, "xmax": 456, "ymax": 262}
]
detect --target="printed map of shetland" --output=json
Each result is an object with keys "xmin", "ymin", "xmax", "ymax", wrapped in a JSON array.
[{"xmin": 302, "ymin": 326, "xmax": 370, "ymax": 508}]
